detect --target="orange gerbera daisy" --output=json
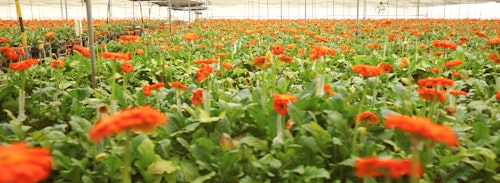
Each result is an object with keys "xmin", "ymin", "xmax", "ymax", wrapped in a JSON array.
[
  {"xmin": 417, "ymin": 88, "xmax": 446, "ymax": 102},
  {"xmin": 355, "ymin": 157, "xmax": 423, "ymax": 179},
  {"xmin": 355, "ymin": 112, "xmax": 379, "ymax": 125},
  {"xmin": 323, "ymin": 84, "xmax": 335, "ymax": 96},
  {"xmin": 88, "ymin": 106, "xmax": 167, "ymax": 142},
  {"xmin": 429, "ymin": 67, "xmax": 443, "ymax": 73},
  {"xmin": 272, "ymin": 44, "xmax": 285, "ymax": 55},
  {"xmin": 309, "ymin": 45, "xmax": 336, "ymax": 60},
  {"xmin": 352, "ymin": 64, "xmax": 383, "ymax": 77},
  {"xmin": 119, "ymin": 35, "xmax": 139, "ymax": 42},
  {"xmin": 100, "ymin": 52, "xmax": 132, "ymax": 61},
  {"xmin": 136, "ymin": 48, "xmax": 144, "ymax": 55},
  {"xmin": 182, "ymin": 32, "xmax": 198, "ymax": 41},
  {"xmin": 191, "ymin": 89, "xmax": 203, "ymax": 106},
  {"xmin": 0, "ymin": 37, "xmax": 8, "ymax": 43},
  {"xmin": 432, "ymin": 40, "xmax": 458, "ymax": 50},
  {"xmin": 398, "ymin": 57, "xmax": 409, "ymax": 69},
  {"xmin": 0, "ymin": 46, "xmax": 19, "ymax": 60},
  {"xmin": 121, "ymin": 61, "xmax": 133, "ymax": 73},
  {"xmin": 214, "ymin": 53, "xmax": 229, "ymax": 57},
  {"xmin": 444, "ymin": 60, "xmax": 464, "ymax": 67},
  {"xmin": 50, "ymin": 59, "xmax": 65, "ymax": 69},
  {"xmin": 196, "ymin": 64, "xmax": 213, "ymax": 82},
  {"xmin": 487, "ymin": 37, "xmax": 500, "ymax": 45},
  {"xmin": 194, "ymin": 58, "xmax": 218, "ymax": 65},
  {"xmin": 496, "ymin": 91, "xmax": 500, "ymax": 101},
  {"xmin": 417, "ymin": 78, "xmax": 454, "ymax": 88},
  {"xmin": 222, "ymin": 62, "xmax": 233, "ymax": 69},
  {"xmin": 44, "ymin": 32, "xmax": 55, "ymax": 39},
  {"xmin": 273, "ymin": 94, "xmax": 297, "ymax": 116},
  {"xmin": 449, "ymin": 90, "xmax": 467, "ymax": 96},
  {"xmin": 0, "ymin": 142, "xmax": 53, "ymax": 183},
  {"xmin": 378, "ymin": 63, "xmax": 393, "ymax": 73},
  {"xmin": 366, "ymin": 43, "xmax": 382, "ymax": 49},
  {"xmin": 384, "ymin": 114, "xmax": 459, "ymax": 147},
  {"xmin": 278, "ymin": 55, "xmax": 293, "ymax": 63},
  {"xmin": 171, "ymin": 81, "xmax": 188, "ymax": 91},
  {"xmin": 254, "ymin": 56, "xmax": 271, "ymax": 69},
  {"xmin": 143, "ymin": 82, "xmax": 165, "ymax": 96},
  {"xmin": 18, "ymin": 46, "xmax": 26, "ymax": 56},
  {"xmin": 313, "ymin": 35, "xmax": 328, "ymax": 43},
  {"xmin": 488, "ymin": 53, "xmax": 500, "ymax": 64},
  {"xmin": 73, "ymin": 46, "xmax": 91, "ymax": 57},
  {"xmin": 9, "ymin": 59, "xmax": 39, "ymax": 71}
]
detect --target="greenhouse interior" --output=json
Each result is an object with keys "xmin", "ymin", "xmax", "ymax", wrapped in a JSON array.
[{"xmin": 1, "ymin": 0, "xmax": 500, "ymax": 182}]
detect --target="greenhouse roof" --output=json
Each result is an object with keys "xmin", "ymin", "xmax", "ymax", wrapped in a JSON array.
[{"xmin": 0, "ymin": 0, "xmax": 498, "ymax": 9}]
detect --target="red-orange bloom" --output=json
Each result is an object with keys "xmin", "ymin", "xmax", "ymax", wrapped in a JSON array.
[
  {"xmin": 273, "ymin": 94, "xmax": 297, "ymax": 116},
  {"xmin": 17, "ymin": 46, "xmax": 26, "ymax": 56},
  {"xmin": 73, "ymin": 46, "xmax": 91, "ymax": 57},
  {"xmin": 136, "ymin": 48, "xmax": 144, "ymax": 55},
  {"xmin": 214, "ymin": 52, "xmax": 229, "ymax": 57},
  {"xmin": 355, "ymin": 157, "xmax": 423, "ymax": 178},
  {"xmin": 418, "ymin": 88, "xmax": 446, "ymax": 102},
  {"xmin": 429, "ymin": 67, "xmax": 443, "ymax": 73},
  {"xmin": 143, "ymin": 82, "xmax": 165, "ymax": 96},
  {"xmin": 89, "ymin": 106, "xmax": 167, "ymax": 142},
  {"xmin": 121, "ymin": 61, "xmax": 134, "ymax": 73},
  {"xmin": 196, "ymin": 64, "xmax": 213, "ymax": 82},
  {"xmin": 272, "ymin": 44, "xmax": 285, "ymax": 55},
  {"xmin": 355, "ymin": 112, "xmax": 379, "ymax": 124},
  {"xmin": 194, "ymin": 58, "xmax": 218, "ymax": 65},
  {"xmin": 496, "ymin": 91, "xmax": 500, "ymax": 100},
  {"xmin": 417, "ymin": 78, "xmax": 454, "ymax": 88},
  {"xmin": 278, "ymin": 55, "xmax": 293, "ymax": 63},
  {"xmin": 0, "ymin": 46, "xmax": 19, "ymax": 60},
  {"xmin": 171, "ymin": 81, "xmax": 188, "ymax": 91},
  {"xmin": 0, "ymin": 142, "xmax": 53, "ymax": 183},
  {"xmin": 449, "ymin": 90, "xmax": 467, "ymax": 96},
  {"xmin": 384, "ymin": 114, "xmax": 459, "ymax": 147},
  {"xmin": 487, "ymin": 37, "xmax": 500, "ymax": 45},
  {"xmin": 119, "ymin": 35, "xmax": 139, "ymax": 42},
  {"xmin": 432, "ymin": 40, "xmax": 458, "ymax": 50},
  {"xmin": 352, "ymin": 64, "xmax": 383, "ymax": 77},
  {"xmin": 50, "ymin": 60, "xmax": 65, "ymax": 69},
  {"xmin": 44, "ymin": 32, "xmax": 55, "ymax": 39},
  {"xmin": 0, "ymin": 37, "xmax": 8, "ymax": 43},
  {"xmin": 444, "ymin": 60, "xmax": 464, "ymax": 67},
  {"xmin": 366, "ymin": 43, "xmax": 382, "ymax": 49},
  {"xmin": 9, "ymin": 59, "xmax": 38, "ymax": 71},
  {"xmin": 488, "ymin": 53, "xmax": 500, "ymax": 64},
  {"xmin": 254, "ymin": 56, "xmax": 271, "ymax": 69},
  {"xmin": 100, "ymin": 52, "xmax": 132, "ymax": 61},
  {"xmin": 191, "ymin": 89, "xmax": 203, "ymax": 106},
  {"xmin": 323, "ymin": 84, "xmax": 334, "ymax": 96},
  {"xmin": 309, "ymin": 45, "xmax": 336, "ymax": 60},
  {"xmin": 378, "ymin": 63, "xmax": 393, "ymax": 73},
  {"xmin": 313, "ymin": 35, "xmax": 328, "ymax": 43},
  {"xmin": 182, "ymin": 32, "xmax": 198, "ymax": 41},
  {"xmin": 399, "ymin": 57, "xmax": 409, "ymax": 69},
  {"xmin": 222, "ymin": 62, "xmax": 233, "ymax": 69}
]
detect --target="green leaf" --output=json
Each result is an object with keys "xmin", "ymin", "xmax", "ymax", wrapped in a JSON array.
[
  {"xmin": 149, "ymin": 159, "xmax": 178, "ymax": 174},
  {"xmin": 293, "ymin": 165, "xmax": 330, "ymax": 181},
  {"xmin": 472, "ymin": 122, "xmax": 489, "ymax": 141},
  {"xmin": 68, "ymin": 116, "xmax": 92, "ymax": 137},
  {"xmin": 137, "ymin": 138, "xmax": 159, "ymax": 168},
  {"xmin": 192, "ymin": 171, "xmax": 216, "ymax": 183},
  {"xmin": 439, "ymin": 151, "xmax": 469, "ymax": 167},
  {"xmin": 199, "ymin": 109, "xmax": 226, "ymax": 123}
]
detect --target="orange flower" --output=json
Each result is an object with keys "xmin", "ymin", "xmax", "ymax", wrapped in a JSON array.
[
  {"xmin": 496, "ymin": 90, "xmax": 500, "ymax": 100},
  {"xmin": 378, "ymin": 63, "xmax": 392, "ymax": 73},
  {"xmin": 273, "ymin": 94, "xmax": 297, "ymax": 116},
  {"xmin": 0, "ymin": 142, "xmax": 53, "ymax": 183},
  {"xmin": 432, "ymin": 40, "xmax": 457, "ymax": 50},
  {"xmin": 121, "ymin": 61, "xmax": 134, "ymax": 73},
  {"xmin": 0, "ymin": 37, "xmax": 8, "ymax": 43},
  {"xmin": 100, "ymin": 52, "xmax": 132, "ymax": 61},
  {"xmin": 136, "ymin": 48, "xmax": 144, "ymax": 55},
  {"xmin": 9, "ymin": 59, "xmax": 38, "ymax": 71},
  {"xmin": 73, "ymin": 46, "xmax": 91, "ymax": 57},
  {"xmin": 171, "ymin": 81, "xmax": 187, "ymax": 91},
  {"xmin": 432, "ymin": 51, "xmax": 445, "ymax": 56},
  {"xmin": 323, "ymin": 84, "xmax": 334, "ymax": 96},
  {"xmin": 0, "ymin": 46, "xmax": 19, "ymax": 60},
  {"xmin": 366, "ymin": 43, "xmax": 382, "ymax": 49},
  {"xmin": 384, "ymin": 114, "xmax": 459, "ymax": 147},
  {"xmin": 474, "ymin": 31, "xmax": 487, "ymax": 37},
  {"xmin": 286, "ymin": 44, "xmax": 296, "ymax": 49},
  {"xmin": 352, "ymin": 64, "xmax": 383, "ymax": 77},
  {"xmin": 313, "ymin": 35, "xmax": 328, "ymax": 43},
  {"xmin": 278, "ymin": 55, "xmax": 293, "ymax": 63},
  {"xmin": 254, "ymin": 56, "xmax": 271, "ymax": 69},
  {"xmin": 418, "ymin": 88, "xmax": 446, "ymax": 102},
  {"xmin": 143, "ymin": 82, "xmax": 165, "ymax": 96},
  {"xmin": 17, "ymin": 46, "xmax": 26, "ymax": 56},
  {"xmin": 196, "ymin": 64, "xmax": 213, "ymax": 82},
  {"xmin": 191, "ymin": 89, "xmax": 203, "ymax": 106},
  {"xmin": 214, "ymin": 52, "xmax": 229, "ymax": 57},
  {"xmin": 44, "ymin": 32, "xmax": 55, "ymax": 39},
  {"xmin": 444, "ymin": 60, "xmax": 464, "ymax": 67},
  {"xmin": 355, "ymin": 112, "xmax": 379, "ymax": 124},
  {"xmin": 182, "ymin": 32, "xmax": 198, "ymax": 41},
  {"xmin": 417, "ymin": 78, "xmax": 454, "ymax": 88},
  {"xmin": 488, "ymin": 52, "xmax": 500, "ymax": 64},
  {"xmin": 50, "ymin": 60, "xmax": 65, "ymax": 69},
  {"xmin": 119, "ymin": 35, "xmax": 139, "ymax": 42},
  {"xmin": 429, "ymin": 67, "xmax": 443, "ymax": 73},
  {"xmin": 398, "ymin": 57, "xmax": 409, "ymax": 69},
  {"xmin": 272, "ymin": 44, "xmax": 285, "ymax": 55},
  {"xmin": 449, "ymin": 90, "xmax": 467, "ymax": 96},
  {"xmin": 222, "ymin": 62, "xmax": 233, "ymax": 69},
  {"xmin": 194, "ymin": 58, "xmax": 218, "ymax": 65},
  {"xmin": 309, "ymin": 45, "xmax": 336, "ymax": 60},
  {"xmin": 355, "ymin": 157, "xmax": 423, "ymax": 179},
  {"xmin": 89, "ymin": 106, "xmax": 167, "ymax": 142},
  {"xmin": 487, "ymin": 37, "xmax": 500, "ymax": 45}
]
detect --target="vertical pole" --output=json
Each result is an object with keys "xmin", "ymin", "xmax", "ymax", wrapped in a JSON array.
[
  {"xmin": 363, "ymin": 0, "xmax": 366, "ymax": 19},
  {"xmin": 417, "ymin": 0, "xmax": 420, "ymax": 19},
  {"xmin": 85, "ymin": 0, "xmax": 98, "ymax": 89},
  {"xmin": 267, "ymin": 0, "xmax": 269, "ymax": 19},
  {"xmin": 396, "ymin": 0, "xmax": 398, "ymax": 19},
  {"xmin": 60, "ymin": 0, "xmax": 64, "ymax": 19},
  {"xmin": 65, "ymin": 0, "xmax": 68, "ymax": 20},
  {"xmin": 280, "ymin": 0, "xmax": 283, "ymax": 20},
  {"xmin": 30, "ymin": 0, "xmax": 34, "ymax": 19},
  {"xmin": 444, "ymin": 0, "xmax": 446, "ymax": 19},
  {"xmin": 188, "ymin": 0, "xmax": 191, "ymax": 22},
  {"xmin": 139, "ymin": 0, "xmax": 144, "ymax": 30},
  {"xmin": 332, "ymin": 0, "xmax": 334, "ymax": 19},
  {"xmin": 458, "ymin": 0, "xmax": 461, "ymax": 19},
  {"xmin": 15, "ymin": 0, "xmax": 27, "ymax": 48},
  {"xmin": 304, "ymin": 0, "xmax": 306, "ymax": 21},
  {"xmin": 356, "ymin": 0, "xmax": 359, "ymax": 30}
]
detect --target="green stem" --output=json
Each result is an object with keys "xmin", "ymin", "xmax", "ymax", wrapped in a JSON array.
[
  {"xmin": 18, "ymin": 71, "xmax": 27, "ymax": 122},
  {"xmin": 487, "ymin": 104, "xmax": 500, "ymax": 126},
  {"xmin": 122, "ymin": 131, "xmax": 132, "ymax": 183},
  {"xmin": 351, "ymin": 80, "xmax": 368, "ymax": 155},
  {"xmin": 123, "ymin": 73, "xmax": 128, "ymax": 107},
  {"xmin": 410, "ymin": 136, "xmax": 421, "ymax": 183}
]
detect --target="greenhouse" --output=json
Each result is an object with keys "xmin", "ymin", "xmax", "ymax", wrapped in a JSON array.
[{"xmin": 1, "ymin": 0, "xmax": 500, "ymax": 182}]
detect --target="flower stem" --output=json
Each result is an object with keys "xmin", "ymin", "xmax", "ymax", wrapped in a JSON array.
[
  {"xmin": 410, "ymin": 136, "xmax": 421, "ymax": 183},
  {"xmin": 17, "ymin": 71, "xmax": 27, "ymax": 122},
  {"xmin": 351, "ymin": 80, "xmax": 368, "ymax": 155},
  {"xmin": 122, "ymin": 131, "xmax": 132, "ymax": 183}
]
